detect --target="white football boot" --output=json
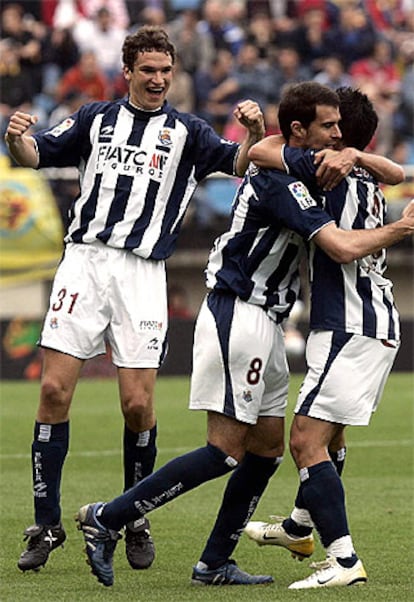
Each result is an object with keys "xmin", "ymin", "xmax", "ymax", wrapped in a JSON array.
[
  {"xmin": 288, "ymin": 555, "xmax": 367, "ymax": 589},
  {"xmin": 244, "ymin": 518, "xmax": 314, "ymax": 560}
]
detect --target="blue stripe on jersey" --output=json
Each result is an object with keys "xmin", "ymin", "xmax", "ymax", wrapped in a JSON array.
[
  {"xmin": 207, "ymin": 168, "xmax": 332, "ymax": 321},
  {"xmin": 266, "ymin": 242, "xmax": 302, "ymax": 309},
  {"xmin": 125, "ymin": 179, "xmax": 160, "ymax": 248},
  {"xmin": 283, "ymin": 147, "xmax": 400, "ymax": 340},
  {"xmin": 356, "ymin": 271, "xmax": 376, "ymax": 336},
  {"xmin": 98, "ymin": 174, "xmax": 131, "ymax": 244},
  {"xmin": 71, "ymin": 174, "xmax": 102, "ymax": 243},
  {"xmin": 207, "ymin": 291, "xmax": 237, "ymax": 418},
  {"xmin": 297, "ymin": 332, "xmax": 353, "ymax": 416},
  {"xmin": 382, "ymin": 291, "xmax": 397, "ymax": 340},
  {"xmin": 34, "ymin": 99, "xmax": 238, "ymax": 259}
]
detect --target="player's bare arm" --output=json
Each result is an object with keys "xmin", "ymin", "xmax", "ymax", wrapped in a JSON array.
[
  {"xmin": 248, "ymin": 137, "xmax": 405, "ymax": 191},
  {"xmin": 4, "ymin": 111, "xmax": 39, "ymax": 168},
  {"xmin": 314, "ymin": 199, "xmax": 414, "ymax": 263},
  {"xmin": 233, "ymin": 100, "xmax": 266, "ymax": 176},
  {"xmin": 247, "ymin": 135, "xmax": 285, "ymax": 169},
  {"xmin": 314, "ymin": 148, "xmax": 405, "ymax": 190}
]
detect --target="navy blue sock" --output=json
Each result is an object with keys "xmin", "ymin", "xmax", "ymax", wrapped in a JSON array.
[
  {"xmin": 101, "ymin": 443, "xmax": 236, "ymax": 531},
  {"xmin": 300, "ymin": 460, "xmax": 349, "ymax": 548},
  {"xmin": 199, "ymin": 452, "xmax": 281, "ymax": 569},
  {"xmin": 282, "ymin": 486, "xmax": 313, "ymax": 537},
  {"xmin": 32, "ymin": 421, "xmax": 69, "ymax": 525},
  {"xmin": 329, "ymin": 446, "xmax": 347, "ymax": 476},
  {"xmin": 123, "ymin": 423, "xmax": 157, "ymax": 491}
]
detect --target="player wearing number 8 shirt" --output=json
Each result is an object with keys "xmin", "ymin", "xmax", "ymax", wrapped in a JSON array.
[
  {"xmin": 74, "ymin": 83, "xmax": 414, "ymax": 587},
  {"xmin": 4, "ymin": 25, "xmax": 266, "ymax": 574}
]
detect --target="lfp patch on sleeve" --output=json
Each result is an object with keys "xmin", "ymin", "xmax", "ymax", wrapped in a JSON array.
[
  {"xmin": 288, "ymin": 181, "xmax": 317, "ymax": 210},
  {"xmin": 48, "ymin": 118, "xmax": 75, "ymax": 138}
]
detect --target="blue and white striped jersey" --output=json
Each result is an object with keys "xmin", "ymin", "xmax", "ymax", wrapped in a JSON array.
[
  {"xmin": 283, "ymin": 146, "xmax": 400, "ymax": 340},
  {"xmin": 33, "ymin": 98, "xmax": 239, "ymax": 259},
  {"xmin": 206, "ymin": 163, "xmax": 333, "ymax": 323}
]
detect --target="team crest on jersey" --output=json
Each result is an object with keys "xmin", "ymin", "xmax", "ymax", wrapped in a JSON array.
[
  {"xmin": 158, "ymin": 129, "xmax": 173, "ymax": 147},
  {"xmin": 48, "ymin": 118, "xmax": 75, "ymax": 138},
  {"xmin": 288, "ymin": 181, "xmax": 316, "ymax": 210}
]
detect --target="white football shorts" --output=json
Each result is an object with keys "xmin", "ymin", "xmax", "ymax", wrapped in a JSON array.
[
  {"xmin": 295, "ymin": 330, "xmax": 400, "ymax": 426},
  {"xmin": 39, "ymin": 242, "xmax": 168, "ymax": 368},
  {"xmin": 189, "ymin": 292, "xmax": 289, "ymax": 424}
]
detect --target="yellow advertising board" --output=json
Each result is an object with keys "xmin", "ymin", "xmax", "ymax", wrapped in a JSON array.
[{"xmin": 0, "ymin": 156, "xmax": 63, "ymax": 285}]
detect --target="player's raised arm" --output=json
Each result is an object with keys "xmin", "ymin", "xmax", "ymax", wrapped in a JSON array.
[
  {"xmin": 233, "ymin": 100, "xmax": 266, "ymax": 176},
  {"xmin": 4, "ymin": 111, "xmax": 39, "ymax": 168}
]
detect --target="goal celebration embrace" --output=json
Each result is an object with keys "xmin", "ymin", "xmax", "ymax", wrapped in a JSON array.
[{"xmin": 4, "ymin": 15, "xmax": 413, "ymax": 599}]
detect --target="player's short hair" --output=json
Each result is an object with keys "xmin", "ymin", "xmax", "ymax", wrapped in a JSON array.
[
  {"xmin": 122, "ymin": 25, "xmax": 176, "ymax": 71},
  {"xmin": 278, "ymin": 82, "xmax": 340, "ymax": 140},
  {"xmin": 336, "ymin": 87, "xmax": 378, "ymax": 150}
]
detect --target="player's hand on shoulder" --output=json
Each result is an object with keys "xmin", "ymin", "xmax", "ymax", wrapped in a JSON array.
[{"xmin": 315, "ymin": 147, "xmax": 357, "ymax": 191}]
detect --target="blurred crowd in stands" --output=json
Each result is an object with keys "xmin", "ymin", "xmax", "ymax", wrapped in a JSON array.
[{"xmin": 1, "ymin": 0, "xmax": 414, "ymax": 231}]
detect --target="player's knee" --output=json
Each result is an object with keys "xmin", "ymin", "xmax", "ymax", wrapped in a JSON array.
[
  {"xmin": 39, "ymin": 378, "xmax": 71, "ymax": 418},
  {"xmin": 122, "ymin": 392, "xmax": 153, "ymax": 422},
  {"xmin": 289, "ymin": 428, "xmax": 307, "ymax": 465}
]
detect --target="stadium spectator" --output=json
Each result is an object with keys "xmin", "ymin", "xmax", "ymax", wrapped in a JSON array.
[
  {"xmin": 244, "ymin": 9, "xmax": 278, "ymax": 60},
  {"xmin": 54, "ymin": 50, "xmax": 109, "ymax": 103},
  {"xmin": 206, "ymin": 40, "xmax": 274, "ymax": 111},
  {"xmin": 322, "ymin": 2, "xmax": 377, "ymax": 68},
  {"xmin": 289, "ymin": 2, "xmax": 331, "ymax": 73},
  {"xmin": 193, "ymin": 47, "xmax": 238, "ymax": 131},
  {"xmin": 395, "ymin": 40, "xmax": 414, "ymax": 139},
  {"xmin": 349, "ymin": 38, "xmax": 401, "ymax": 99},
  {"xmin": 313, "ymin": 55, "xmax": 354, "ymax": 90},
  {"xmin": 167, "ymin": 8, "xmax": 215, "ymax": 75},
  {"xmin": 166, "ymin": 54, "xmax": 195, "ymax": 112},
  {"xmin": 134, "ymin": 4, "xmax": 168, "ymax": 27},
  {"xmin": 167, "ymin": 284, "xmax": 194, "ymax": 319},
  {"xmin": 197, "ymin": 0, "xmax": 245, "ymax": 56},
  {"xmin": 0, "ymin": 3, "xmax": 43, "ymax": 96},
  {"xmin": 267, "ymin": 45, "xmax": 312, "ymax": 103},
  {"xmin": 40, "ymin": 25, "xmax": 80, "ymax": 99},
  {"xmin": 72, "ymin": 6, "xmax": 127, "ymax": 81},
  {"xmin": 5, "ymin": 24, "xmax": 265, "ymax": 576},
  {"xmin": 0, "ymin": 38, "xmax": 35, "ymax": 151},
  {"xmin": 79, "ymin": 0, "xmax": 130, "ymax": 30}
]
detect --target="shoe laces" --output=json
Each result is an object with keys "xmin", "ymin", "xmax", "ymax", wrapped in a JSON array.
[
  {"xmin": 24, "ymin": 527, "xmax": 50, "ymax": 549},
  {"xmin": 309, "ymin": 555, "xmax": 337, "ymax": 571}
]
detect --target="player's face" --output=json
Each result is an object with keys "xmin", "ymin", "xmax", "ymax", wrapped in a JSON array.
[
  {"xmin": 124, "ymin": 51, "xmax": 173, "ymax": 111},
  {"xmin": 303, "ymin": 105, "xmax": 342, "ymax": 150}
]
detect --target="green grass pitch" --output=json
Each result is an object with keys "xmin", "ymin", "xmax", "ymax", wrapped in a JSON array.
[{"xmin": 0, "ymin": 373, "xmax": 413, "ymax": 601}]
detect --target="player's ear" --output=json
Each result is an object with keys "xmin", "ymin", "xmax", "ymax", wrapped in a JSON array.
[
  {"xmin": 123, "ymin": 65, "xmax": 132, "ymax": 82},
  {"xmin": 291, "ymin": 121, "xmax": 305, "ymax": 139}
]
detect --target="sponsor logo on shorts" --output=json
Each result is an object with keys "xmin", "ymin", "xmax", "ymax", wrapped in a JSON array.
[
  {"xmin": 242, "ymin": 389, "xmax": 253, "ymax": 403},
  {"xmin": 139, "ymin": 320, "xmax": 163, "ymax": 331},
  {"xmin": 147, "ymin": 337, "xmax": 159, "ymax": 351},
  {"xmin": 50, "ymin": 317, "xmax": 58, "ymax": 329}
]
